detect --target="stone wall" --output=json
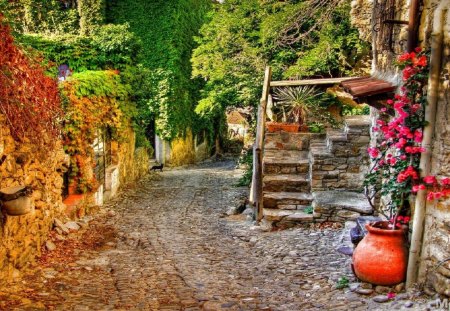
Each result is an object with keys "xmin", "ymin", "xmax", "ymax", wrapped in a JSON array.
[
  {"xmin": 0, "ymin": 114, "xmax": 66, "ymax": 283},
  {"xmin": 418, "ymin": 1, "xmax": 450, "ymax": 296},
  {"xmin": 310, "ymin": 116, "xmax": 371, "ymax": 192},
  {"xmin": 116, "ymin": 128, "xmax": 150, "ymax": 185}
]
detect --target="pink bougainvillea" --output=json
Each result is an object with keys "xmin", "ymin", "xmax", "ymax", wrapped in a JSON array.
[{"xmin": 363, "ymin": 48, "xmax": 449, "ymax": 225}]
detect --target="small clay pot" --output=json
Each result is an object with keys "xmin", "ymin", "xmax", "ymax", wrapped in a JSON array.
[
  {"xmin": 0, "ymin": 186, "xmax": 32, "ymax": 216},
  {"xmin": 3, "ymin": 196, "xmax": 32, "ymax": 216}
]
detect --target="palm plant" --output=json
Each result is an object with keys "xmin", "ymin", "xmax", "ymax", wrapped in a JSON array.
[{"xmin": 272, "ymin": 86, "xmax": 322, "ymax": 125}]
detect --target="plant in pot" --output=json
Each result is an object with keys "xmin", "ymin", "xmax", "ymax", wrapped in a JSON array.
[
  {"xmin": 355, "ymin": 48, "xmax": 434, "ymax": 286},
  {"xmin": 267, "ymin": 85, "xmax": 322, "ymax": 132}
]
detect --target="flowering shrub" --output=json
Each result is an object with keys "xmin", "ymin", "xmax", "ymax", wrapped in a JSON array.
[{"xmin": 364, "ymin": 48, "xmax": 431, "ymax": 223}]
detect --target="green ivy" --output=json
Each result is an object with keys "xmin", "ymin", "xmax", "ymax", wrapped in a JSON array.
[
  {"xmin": 17, "ymin": 24, "xmax": 142, "ymax": 72},
  {"xmin": 107, "ymin": 0, "xmax": 212, "ymax": 141}
]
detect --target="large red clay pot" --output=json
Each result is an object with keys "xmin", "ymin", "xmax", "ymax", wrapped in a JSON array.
[{"xmin": 352, "ymin": 221, "xmax": 408, "ymax": 286}]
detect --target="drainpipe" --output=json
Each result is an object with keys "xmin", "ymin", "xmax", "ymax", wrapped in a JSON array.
[
  {"xmin": 406, "ymin": 0, "xmax": 420, "ymax": 53},
  {"xmin": 406, "ymin": 1, "xmax": 447, "ymax": 289}
]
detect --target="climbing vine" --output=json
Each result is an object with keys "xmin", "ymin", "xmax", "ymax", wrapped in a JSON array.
[
  {"xmin": 0, "ymin": 14, "xmax": 62, "ymax": 146},
  {"xmin": 107, "ymin": 0, "xmax": 212, "ymax": 141},
  {"xmin": 62, "ymin": 70, "xmax": 134, "ymax": 192}
]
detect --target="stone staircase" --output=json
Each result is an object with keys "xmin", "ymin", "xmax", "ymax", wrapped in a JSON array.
[{"xmin": 261, "ymin": 116, "xmax": 374, "ymax": 227}]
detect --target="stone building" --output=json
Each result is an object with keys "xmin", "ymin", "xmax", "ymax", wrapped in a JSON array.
[{"xmin": 351, "ymin": 0, "xmax": 450, "ymax": 296}]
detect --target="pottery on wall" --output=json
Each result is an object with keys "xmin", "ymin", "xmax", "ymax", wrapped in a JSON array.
[{"xmin": 0, "ymin": 186, "xmax": 32, "ymax": 216}]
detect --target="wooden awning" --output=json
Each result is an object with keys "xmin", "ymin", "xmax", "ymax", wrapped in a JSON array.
[{"xmin": 340, "ymin": 77, "xmax": 396, "ymax": 98}]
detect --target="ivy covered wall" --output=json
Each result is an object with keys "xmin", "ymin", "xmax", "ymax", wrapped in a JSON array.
[{"xmin": 107, "ymin": 0, "xmax": 212, "ymax": 141}]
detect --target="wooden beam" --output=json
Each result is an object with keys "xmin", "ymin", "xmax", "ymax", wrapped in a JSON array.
[{"xmin": 270, "ymin": 77, "xmax": 361, "ymax": 87}]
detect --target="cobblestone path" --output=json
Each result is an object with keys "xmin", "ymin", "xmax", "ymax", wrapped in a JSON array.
[{"xmin": 0, "ymin": 161, "xmax": 429, "ymax": 310}]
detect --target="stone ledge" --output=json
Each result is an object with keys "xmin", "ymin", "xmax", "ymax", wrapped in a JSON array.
[{"xmin": 312, "ymin": 191, "xmax": 373, "ymax": 214}]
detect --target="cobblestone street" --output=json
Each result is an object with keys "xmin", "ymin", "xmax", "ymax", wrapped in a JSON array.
[{"xmin": 0, "ymin": 161, "xmax": 430, "ymax": 310}]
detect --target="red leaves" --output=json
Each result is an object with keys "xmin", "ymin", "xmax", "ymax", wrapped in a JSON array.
[{"xmin": 0, "ymin": 14, "xmax": 62, "ymax": 144}]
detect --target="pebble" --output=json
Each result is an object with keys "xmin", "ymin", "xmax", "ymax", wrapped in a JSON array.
[
  {"xmin": 375, "ymin": 285, "xmax": 391, "ymax": 294},
  {"xmin": 356, "ymin": 288, "xmax": 374, "ymax": 295},
  {"xmin": 65, "ymin": 221, "xmax": 81, "ymax": 231},
  {"xmin": 349, "ymin": 283, "xmax": 361, "ymax": 292},
  {"xmin": 394, "ymin": 282, "xmax": 405, "ymax": 293},
  {"xmin": 0, "ymin": 161, "xmax": 432, "ymax": 310},
  {"xmin": 373, "ymin": 295, "xmax": 390, "ymax": 303},
  {"xmin": 404, "ymin": 300, "xmax": 414, "ymax": 308},
  {"xmin": 54, "ymin": 218, "xmax": 70, "ymax": 235},
  {"xmin": 45, "ymin": 241, "xmax": 57, "ymax": 251}
]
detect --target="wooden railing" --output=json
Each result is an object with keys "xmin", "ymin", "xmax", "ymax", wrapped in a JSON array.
[
  {"xmin": 250, "ymin": 67, "xmax": 272, "ymax": 221},
  {"xmin": 249, "ymin": 68, "xmax": 358, "ymax": 222}
]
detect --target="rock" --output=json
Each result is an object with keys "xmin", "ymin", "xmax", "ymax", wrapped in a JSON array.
[
  {"xmin": 404, "ymin": 300, "xmax": 414, "ymax": 308},
  {"xmin": 45, "ymin": 241, "xmax": 56, "ymax": 251},
  {"xmin": 55, "ymin": 234, "xmax": 65, "ymax": 241},
  {"xmin": 349, "ymin": 283, "xmax": 361, "ymax": 292},
  {"xmin": 395, "ymin": 293, "xmax": 409, "ymax": 301},
  {"xmin": 54, "ymin": 218, "xmax": 69, "ymax": 235},
  {"xmin": 65, "ymin": 221, "xmax": 81, "ymax": 231},
  {"xmin": 360, "ymin": 282, "xmax": 373, "ymax": 289},
  {"xmin": 355, "ymin": 288, "xmax": 374, "ymax": 295},
  {"xmin": 107, "ymin": 210, "xmax": 116, "ymax": 217},
  {"xmin": 394, "ymin": 282, "xmax": 405, "ymax": 293},
  {"xmin": 373, "ymin": 295, "xmax": 389, "ymax": 303},
  {"xmin": 375, "ymin": 285, "xmax": 391, "ymax": 294}
]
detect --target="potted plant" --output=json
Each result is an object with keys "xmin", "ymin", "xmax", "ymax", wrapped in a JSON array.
[
  {"xmin": 267, "ymin": 85, "xmax": 321, "ymax": 133},
  {"xmin": 354, "ymin": 48, "xmax": 433, "ymax": 286}
]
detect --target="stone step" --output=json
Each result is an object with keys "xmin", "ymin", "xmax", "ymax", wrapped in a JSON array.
[
  {"xmin": 264, "ymin": 132, "xmax": 324, "ymax": 151},
  {"xmin": 263, "ymin": 191, "xmax": 313, "ymax": 209},
  {"xmin": 263, "ymin": 150, "xmax": 309, "ymax": 174},
  {"xmin": 326, "ymin": 129, "xmax": 347, "ymax": 152},
  {"xmin": 263, "ymin": 174, "xmax": 310, "ymax": 192},
  {"xmin": 312, "ymin": 191, "xmax": 373, "ymax": 222},
  {"xmin": 262, "ymin": 208, "xmax": 314, "ymax": 222}
]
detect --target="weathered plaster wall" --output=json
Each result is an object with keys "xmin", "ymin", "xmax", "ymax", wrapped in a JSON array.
[
  {"xmin": 418, "ymin": 2, "xmax": 450, "ymax": 296},
  {"xmin": 0, "ymin": 114, "xmax": 66, "ymax": 283}
]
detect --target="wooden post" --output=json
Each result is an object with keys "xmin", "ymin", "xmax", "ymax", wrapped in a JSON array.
[{"xmin": 250, "ymin": 66, "xmax": 272, "ymax": 222}]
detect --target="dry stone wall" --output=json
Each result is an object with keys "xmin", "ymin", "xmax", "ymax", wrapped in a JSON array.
[{"xmin": 0, "ymin": 114, "xmax": 66, "ymax": 283}]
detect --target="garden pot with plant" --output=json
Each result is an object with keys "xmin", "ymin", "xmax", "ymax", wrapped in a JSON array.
[
  {"xmin": 268, "ymin": 86, "xmax": 338, "ymax": 133},
  {"xmin": 353, "ymin": 48, "xmax": 448, "ymax": 286}
]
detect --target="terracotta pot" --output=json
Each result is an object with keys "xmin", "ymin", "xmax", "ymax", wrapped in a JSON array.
[
  {"xmin": 352, "ymin": 221, "xmax": 408, "ymax": 286},
  {"xmin": 266, "ymin": 122, "xmax": 301, "ymax": 133}
]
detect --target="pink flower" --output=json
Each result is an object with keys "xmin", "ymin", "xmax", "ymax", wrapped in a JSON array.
[
  {"xmin": 414, "ymin": 47, "xmax": 422, "ymax": 53},
  {"xmin": 441, "ymin": 177, "xmax": 450, "ymax": 185},
  {"xmin": 423, "ymin": 175, "xmax": 437, "ymax": 184},
  {"xmin": 412, "ymin": 184, "xmax": 426, "ymax": 192},
  {"xmin": 367, "ymin": 147, "xmax": 380, "ymax": 158},
  {"xmin": 387, "ymin": 292, "xmax": 396, "ymax": 299}
]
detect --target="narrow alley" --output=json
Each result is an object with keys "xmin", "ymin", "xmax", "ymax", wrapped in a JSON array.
[{"xmin": 0, "ymin": 161, "xmax": 425, "ymax": 310}]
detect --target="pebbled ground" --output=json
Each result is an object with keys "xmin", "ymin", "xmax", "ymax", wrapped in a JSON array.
[{"xmin": 0, "ymin": 160, "xmax": 430, "ymax": 310}]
